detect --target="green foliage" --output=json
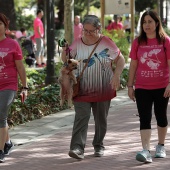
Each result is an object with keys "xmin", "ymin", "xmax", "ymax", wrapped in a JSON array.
[
  {"xmin": 15, "ymin": 7, "xmax": 34, "ymax": 31},
  {"xmin": 10, "ymin": 66, "xmax": 67, "ymax": 127},
  {"xmin": 8, "ymin": 83, "xmax": 67, "ymax": 126},
  {"xmin": 135, "ymin": 0, "xmax": 157, "ymax": 13},
  {"xmin": 74, "ymin": 0, "xmax": 100, "ymax": 17},
  {"xmin": 164, "ymin": 27, "xmax": 170, "ymax": 37},
  {"xmin": 120, "ymin": 66, "xmax": 129, "ymax": 89},
  {"xmin": 102, "ymin": 29, "xmax": 130, "ymax": 63}
]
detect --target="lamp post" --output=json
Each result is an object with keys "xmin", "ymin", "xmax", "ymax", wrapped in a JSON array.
[{"xmin": 45, "ymin": 0, "xmax": 57, "ymax": 85}]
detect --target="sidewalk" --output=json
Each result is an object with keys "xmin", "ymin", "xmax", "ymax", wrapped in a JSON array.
[{"xmin": 1, "ymin": 88, "xmax": 170, "ymax": 170}]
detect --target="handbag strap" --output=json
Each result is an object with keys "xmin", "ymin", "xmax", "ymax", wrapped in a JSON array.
[{"xmin": 77, "ymin": 35, "xmax": 103, "ymax": 81}]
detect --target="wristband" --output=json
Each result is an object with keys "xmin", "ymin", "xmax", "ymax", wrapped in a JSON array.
[
  {"xmin": 22, "ymin": 87, "xmax": 29, "ymax": 90},
  {"xmin": 127, "ymin": 85, "xmax": 133, "ymax": 88}
]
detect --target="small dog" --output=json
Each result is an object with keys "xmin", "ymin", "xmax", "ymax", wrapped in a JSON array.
[{"xmin": 58, "ymin": 59, "xmax": 80, "ymax": 107}]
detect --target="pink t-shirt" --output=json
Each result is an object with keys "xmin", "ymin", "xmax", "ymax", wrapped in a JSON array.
[
  {"xmin": 33, "ymin": 17, "xmax": 44, "ymax": 38},
  {"xmin": 74, "ymin": 23, "xmax": 83, "ymax": 40},
  {"xmin": 110, "ymin": 22, "xmax": 123, "ymax": 30},
  {"xmin": 0, "ymin": 38, "xmax": 23, "ymax": 91},
  {"xmin": 69, "ymin": 35, "xmax": 120, "ymax": 102},
  {"xmin": 129, "ymin": 37, "xmax": 170, "ymax": 89}
]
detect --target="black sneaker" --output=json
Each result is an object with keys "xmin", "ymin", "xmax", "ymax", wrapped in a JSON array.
[
  {"xmin": 0, "ymin": 150, "xmax": 5, "ymax": 163},
  {"xmin": 68, "ymin": 149, "xmax": 84, "ymax": 159},
  {"xmin": 4, "ymin": 141, "xmax": 14, "ymax": 155},
  {"xmin": 94, "ymin": 147, "xmax": 104, "ymax": 157}
]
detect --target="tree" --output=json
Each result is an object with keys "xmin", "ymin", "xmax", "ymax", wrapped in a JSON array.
[
  {"xmin": 74, "ymin": 0, "xmax": 100, "ymax": 16},
  {"xmin": 64, "ymin": 0, "xmax": 74, "ymax": 44},
  {"xmin": 0, "ymin": 0, "xmax": 16, "ymax": 30},
  {"xmin": 135, "ymin": 0, "xmax": 157, "ymax": 13}
]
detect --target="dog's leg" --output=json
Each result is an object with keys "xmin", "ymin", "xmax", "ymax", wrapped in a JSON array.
[{"xmin": 70, "ymin": 72, "xmax": 77, "ymax": 84}]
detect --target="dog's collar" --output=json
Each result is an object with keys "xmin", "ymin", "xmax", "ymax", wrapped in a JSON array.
[
  {"xmin": 63, "ymin": 62, "xmax": 68, "ymax": 67},
  {"xmin": 63, "ymin": 62, "xmax": 73, "ymax": 75}
]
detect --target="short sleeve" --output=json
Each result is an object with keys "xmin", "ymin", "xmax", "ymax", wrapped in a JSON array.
[
  {"xmin": 14, "ymin": 41, "xmax": 23, "ymax": 60},
  {"xmin": 164, "ymin": 36, "xmax": 170, "ymax": 60},
  {"xmin": 103, "ymin": 36, "xmax": 120, "ymax": 61}
]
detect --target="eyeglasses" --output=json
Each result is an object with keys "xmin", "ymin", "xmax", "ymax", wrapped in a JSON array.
[{"xmin": 83, "ymin": 28, "xmax": 97, "ymax": 34}]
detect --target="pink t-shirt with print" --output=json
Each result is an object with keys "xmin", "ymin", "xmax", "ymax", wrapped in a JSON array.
[
  {"xmin": 33, "ymin": 17, "xmax": 44, "ymax": 38},
  {"xmin": 129, "ymin": 37, "xmax": 170, "ymax": 89},
  {"xmin": 69, "ymin": 36, "xmax": 120, "ymax": 102},
  {"xmin": 0, "ymin": 38, "xmax": 23, "ymax": 91}
]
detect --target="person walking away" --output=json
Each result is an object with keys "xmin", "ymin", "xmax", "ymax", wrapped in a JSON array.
[
  {"xmin": 74, "ymin": 15, "xmax": 83, "ymax": 40},
  {"xmin": 33, "ymin": 9, "xmax": 45, "ymax": 67},
  {"xmin": 61, "ymin": 15, "xmax": 125, "ymax": 160},
  {"xmin": 128, "ymin": 10, "xmax": 170, "ymax": 163},
  {"xmin": 0, "ymin": 13, "xmax": 28, "ymax": 163}
]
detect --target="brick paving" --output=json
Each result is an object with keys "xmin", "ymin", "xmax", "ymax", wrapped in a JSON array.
[{"xmin": 1, "ymin": 91, "xmax": 170, "ymax": 169}]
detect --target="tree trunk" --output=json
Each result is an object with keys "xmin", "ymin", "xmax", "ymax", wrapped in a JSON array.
[
  {"xmin": 64, "ymin": 0, "xmax": 74, "ymax": 44},
  {"xmin": 0, "ymin": 0, "xmax": 16, "ymax": 30}
]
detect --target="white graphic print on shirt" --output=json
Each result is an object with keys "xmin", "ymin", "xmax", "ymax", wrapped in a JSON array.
[
  {"xmin": 0, "ymin": 51, "xmax": 8, "ymax": 78},
  {"xmin": 140, "ymin": 49, "xmax": 161, "ymax": 70}
]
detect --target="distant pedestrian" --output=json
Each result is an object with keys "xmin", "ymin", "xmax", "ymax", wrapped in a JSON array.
[
  {"xmin": 128, "ymin": 10, "xmax": 170, "ymax": 163},
  {"xmin": 109, "ymin": 15, "xmax": 123, "ymax": 31},
  {"xmin": 0, "ymin": 13, "xmax": 28, "ymax": 163},
  {"xmin": 123, "ymin": 16, "xmax": 131, "ymax": 43},
  {"xmin": 33, "ymin": 9, "xmax": 46, "ymax": 67},
  {"xmin": 74, "ymin": 15, "xmax": 83, "ymax": 40}
]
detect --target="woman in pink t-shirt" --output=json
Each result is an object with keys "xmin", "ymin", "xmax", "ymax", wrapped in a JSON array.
[
  {"xmin": 0, "ymin": 13, "xmax": 28, "ymax": 163},
  {"xmin": 128, "ymin": 10, "xmax": 170, "ymax": 163}
]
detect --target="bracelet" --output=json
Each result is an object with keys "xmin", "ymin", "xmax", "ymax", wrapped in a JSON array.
[
  {"xmin": 22, "ymin": 87, "xmax": 29, "ymax": 90},
  {"xmin": 127, "ymin": 85, "xmax": 133, "ymax": 88}
]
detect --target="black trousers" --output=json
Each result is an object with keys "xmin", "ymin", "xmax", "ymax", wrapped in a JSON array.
[{"xmin": 135, "ymin": 88, "xmax": 169, "ymax": 130}]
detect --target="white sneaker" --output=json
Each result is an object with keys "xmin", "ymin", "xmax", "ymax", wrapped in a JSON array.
[
  {"xmin": 136, "ymin": 149, "xmax": 152, "ymax": 163},
  {"xmin": 155, "ymin": 145, "xmax": 166, "ymax": 158}
]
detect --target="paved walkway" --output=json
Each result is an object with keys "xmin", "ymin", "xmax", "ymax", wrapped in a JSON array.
[{"xmin": 1, "ymin": 88, "xmax": 170, "ymax": 170}]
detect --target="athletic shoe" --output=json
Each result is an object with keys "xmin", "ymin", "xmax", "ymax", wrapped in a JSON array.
[
  {"xmin": 136, "ymin": 149, "xmax": 152, "ymax": 163},
  {"xmin": 0, "ymin": 150, "xmax": 5, "ymax": 163},
  {"xmin": 155, "ymin": 145, "xmax": 166, "ymax": 158},
  {"xmin": 4, "ymin": 141, "xmax": 14, "ymax": 155},
  {"xmin": 68, "ymin": 149, "xmax": 84, "ymax": 159},
  {"xmin": 94, "ymin": 147, "xmax": 104, "ymax": 157}
]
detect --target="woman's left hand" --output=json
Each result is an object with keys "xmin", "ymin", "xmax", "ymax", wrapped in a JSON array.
[
  {"xmin": 110, "ymin": 75, "xmax": 120, "ymax": 90},
  {"xmin": 20, "ymin": 90, "xmax": 28, "ymax": 103},
  {"xmin": 164, "ymin": 84, "xmax": 170, "ymax": 98}
]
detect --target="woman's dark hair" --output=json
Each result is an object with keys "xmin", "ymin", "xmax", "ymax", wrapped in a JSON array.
[
  {"xmin": 138, "ymin": 10, "xmax": 167, "ymax": 44},
  {"xmin": 0, "ymin": 13, "xmax": 9, "ymax": 29},
  {"xmin": 20, "ymin": 28, "xmax": 26, "ymax": 33},
  {"xmin": 37, "ymin": 9, "xmax": 43, "ymax": 15}
]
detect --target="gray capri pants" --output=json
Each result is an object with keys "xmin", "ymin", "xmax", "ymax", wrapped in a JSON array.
[
  {"xmin": 35, "ymin": 38, "xmax": 44, "ymax": 57},
  {"xmin": 0, "ymin": 90, "xmax": 16, "ymax": 128}
]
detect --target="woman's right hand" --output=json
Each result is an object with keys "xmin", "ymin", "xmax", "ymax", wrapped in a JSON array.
[{"xmin": 128, "ymin": 87, "xmax": 135, "ymax": 102}]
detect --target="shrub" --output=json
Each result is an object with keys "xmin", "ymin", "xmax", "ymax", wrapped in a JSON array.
[{"xmin": 102, "ymin": 29, "xmax": 130, "ymax": 63}]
